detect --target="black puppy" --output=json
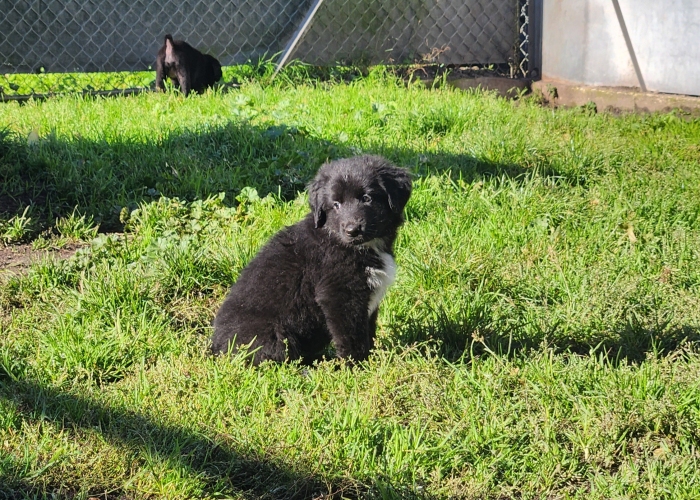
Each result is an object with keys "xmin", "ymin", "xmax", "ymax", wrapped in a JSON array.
[
  {"xmin": 211, "ymin": 155, "xmax": 412, "ymax": 365},
  {"xmin": 155, "ymin": 34, "xmax": 222, "ymax": 96}
]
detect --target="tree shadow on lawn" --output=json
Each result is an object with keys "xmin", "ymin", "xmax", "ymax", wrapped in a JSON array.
[
  {"xmin": 390, "ymin": 305, "xmax": 700, "ymax": 365},
  {"xmin": 4, "ymin": 119, "xmax": 697, "ymax": 360},
  {"xmin": 0, "ymin": 119, "xmax": 573, "ymax": 233},
  {"xmin": 4, "ymin": 119, "xmax": 691, "ymax": 359},
  {"xmin": 0, "ymin": 375, "xmax": 430, "ymax": 500}
]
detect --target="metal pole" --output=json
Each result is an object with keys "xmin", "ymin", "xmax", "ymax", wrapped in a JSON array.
[
  {"xmin": 528, "ymin": 0, "xmax": 543, "ymax": 80},
  {"xmin": 611, "ymin": 0, "xmax": 646, "ymax": 92},
  {"xmin": 272, "ymin": 0, "xmax": 327, "ymax": 80}
]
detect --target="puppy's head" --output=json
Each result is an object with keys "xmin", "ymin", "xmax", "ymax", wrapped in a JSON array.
[
  {"xmin": 308, "ymin": 155, "xmax": 412, "ymax": 246},
  {"xmin": 209, "ymin": 55, "xmax": 222, "ymax": 82}
]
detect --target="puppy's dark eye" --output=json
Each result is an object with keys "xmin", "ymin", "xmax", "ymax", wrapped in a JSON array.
[
  {"xmin": 362, "ymin": 194, "xmax": 372, "ymax": 203},
  {"xmin": 332, "ymin": 201, "xmax": 341, "ymax": 210}
]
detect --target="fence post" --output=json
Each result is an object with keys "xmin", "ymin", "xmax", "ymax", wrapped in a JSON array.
[
  {"xmin": 528, "ymin": 0, "xmax": 543, "ymax": 79},
  {"xmin": 272, "ymin": 0, "xmax": 327, "ymax": 79}
]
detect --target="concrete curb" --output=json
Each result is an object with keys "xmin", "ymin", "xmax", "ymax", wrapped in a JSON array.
[
  {"xmin": 532, "ymin": 79, "xmax": 700, "ymax": 115},
  {"xmin": 442, "ymin": 75, "xmax": 700, "ymax": 116}
]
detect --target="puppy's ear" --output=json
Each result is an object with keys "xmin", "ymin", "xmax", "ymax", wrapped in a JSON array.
[
  {"xmin": 380, "ymin": 165, "xmax": 412, "ymax": 214},
  {"xmin": 308, "ymin": 173, "xmax": 327, "ymax": 228}
]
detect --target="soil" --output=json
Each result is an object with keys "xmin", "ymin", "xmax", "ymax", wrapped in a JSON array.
[
  {"xmin": 396, "ymin": 63, "xmax": 513, "ymax": 81},
  {"xmin": 0, "ymin": 242, "xmax": 85, "ymax": 277}
]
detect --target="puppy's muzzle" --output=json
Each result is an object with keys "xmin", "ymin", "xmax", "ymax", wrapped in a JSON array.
[
  {"xmin": 341, "ymin": 221, "xmax": 366, "ymax": 244},
  {"xmin": 343, "ymin": 223, "xmax": 362, "ymax": 238}
]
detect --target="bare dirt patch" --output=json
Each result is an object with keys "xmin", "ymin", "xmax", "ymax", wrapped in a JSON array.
[{"xmin": 0, "ymin": 242, "xmax": 85, "ymax": 277}]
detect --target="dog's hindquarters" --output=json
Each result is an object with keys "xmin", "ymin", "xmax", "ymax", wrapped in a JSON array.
[
  {"xmin": 155, "ymin": 35, "xmax": 221, "ymax": 96},
  {"xmin": 211, "ymin": 311, "xmax": 299, "ymax": 364},
  {"xmin": 211, "ymin": 220, "xmax": 332, "ymax": 364}
]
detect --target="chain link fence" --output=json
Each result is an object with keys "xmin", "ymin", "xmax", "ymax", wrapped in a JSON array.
[{"xmin": 1, "ymin": 0, "xmax": 530, "ymax": 99}]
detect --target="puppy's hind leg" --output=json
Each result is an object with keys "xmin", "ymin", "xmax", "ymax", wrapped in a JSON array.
[{"xmin": 251, "ymin": 333, "xmax": 301, "ymax": 365}]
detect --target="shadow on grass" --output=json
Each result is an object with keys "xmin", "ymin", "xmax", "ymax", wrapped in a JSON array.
[
  {"xmin": 2, "ymin": 116, "xmax": 689, "ymax": 360},
  {"xmin": 0, "ymin": 375, "xmax": 430, "ymax": 499},
  {"xmin": 0, "ymin": 119, "xmax": 573, "ymax": 233},
  {"xmin": 391, "ymin": 306, "xmax": 700, "ymax": 365}
]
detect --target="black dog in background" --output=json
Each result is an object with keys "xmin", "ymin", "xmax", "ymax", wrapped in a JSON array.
[
  {"xmin": 155, "ymin": 34, "xmax": 222, "ymax": 96},
  {"xmin": 211, "ymin": 155, "xmax": 412, "ymax": 365}
]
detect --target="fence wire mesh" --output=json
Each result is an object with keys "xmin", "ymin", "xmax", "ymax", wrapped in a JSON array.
[{"xmin": 1, "ymin": 0, "xmax": 530, "ymax": 99}]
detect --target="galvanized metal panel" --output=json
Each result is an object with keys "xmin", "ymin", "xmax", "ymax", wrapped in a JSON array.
[{"xmin": 542, "ymin": 0, "xmax": 700, "ymax": 96}]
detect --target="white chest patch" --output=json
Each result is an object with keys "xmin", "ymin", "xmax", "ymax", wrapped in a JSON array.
[{"xmin": 366, "ymin": 250, "xmax": 397, "ymax": 316}]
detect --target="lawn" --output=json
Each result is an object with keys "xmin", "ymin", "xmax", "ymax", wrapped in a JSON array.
[{"xmin": 1, "ymin": 70, "xmax": 700, "ymax": 499}]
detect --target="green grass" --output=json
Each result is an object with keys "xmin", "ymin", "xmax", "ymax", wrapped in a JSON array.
[
  {"xmin": 1, "ymin": 69, "xmax": 157, "ymax": 96},
  {"xmin": 0, "ymin": 60, "xmax": 363, "ymax": 98},
  {"xmin": 2, "ymin": 71, "xmax": 700, "ymax": 498}
]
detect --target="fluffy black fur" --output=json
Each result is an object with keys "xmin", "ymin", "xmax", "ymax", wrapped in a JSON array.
[
  {"xmin": 211, "ymin": 155, "xmax": 412, "ymax": 365},
  {"xmin": 155, "ymin": 34, "xmax": 222, "ymax": 96}
]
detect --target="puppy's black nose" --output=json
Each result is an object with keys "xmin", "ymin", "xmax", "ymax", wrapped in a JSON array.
[{"xmin": 344, "ymin": 224, "xmax": 361, "ymax": 237}]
